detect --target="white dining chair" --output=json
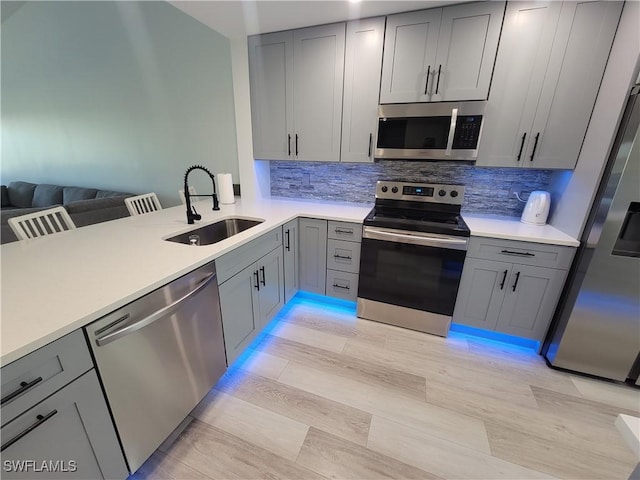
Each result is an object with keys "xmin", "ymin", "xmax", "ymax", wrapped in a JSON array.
[
  {"xmin": 178, "ymin": 186, "xmax": 197, "ymax": 206},
  {"xmin": 8, "ymin": 206, "xmax": 76, "ymax": 240},
  {"xmin": 125, "ymin": 193, "xmax": 162, "ymax": 216}
]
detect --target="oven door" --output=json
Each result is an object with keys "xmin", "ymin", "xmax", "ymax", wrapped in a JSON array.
[{"xmin": 358, "ymin": 227, "xmax": 468, "ymax": 316}]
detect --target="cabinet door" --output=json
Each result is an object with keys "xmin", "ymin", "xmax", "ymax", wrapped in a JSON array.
[
  {"xmin": 1, "ymin": 370, "xmax": 128, "ymax": 480},
  {"xmin": 282, "ymin": 219, "xmax": 299, "ymax": 304},
  {"xmin": 298, "ymin": 218, "xmax": 327, "ymax": 295},
  {"xmin": 452, "ymin": 258, "xmax": 512, "ymax": 330},
  {"xmin": 219, "ymin": 265, "xmax": 260, "ymax": 365},
  {"xmin": 476, "ymin": 1, "xmax": 562, "ymax": 167},
  {"xmin": 341, "ymin": 17, "xmax": 385, "ymax": 163},
  {"xmin": 258, "ymin": 247, "xmax": 285, "ymax": 327},
  {"xmin": 293, "ymin": 23, "xmax": 345, "ymax": 161},
  {"xmin": 248, "ymin": 31, "xmax": 294, "ymax": 160},
  {"xmin": 380, "ymin": 9, "xmax": 441, "ymax": 104},
  {"xmin": 527, "ymin": 1, "xmax": 623, "ymax": 169},
  {"xmin": 431, "ymin": 2, "xmax": 505, "ymax": 102},
  {"xmin": 496, "ymin": 265, "xmax": 567, "ymax": 340}
]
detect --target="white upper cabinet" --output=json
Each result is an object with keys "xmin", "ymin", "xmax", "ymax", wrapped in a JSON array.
[
  {"xmin": 248, "ymin": 31, "xmax": 294, "ymax": 161},
  {"xmin": 477, "ymin": 1, "xmax": 623, "ymax": 169},
  {"xmin": 293, "ymin": 23, "xmax": 345, "ymax": 162},
  {"xmin": 341, "ymin": 17, "xmax": 385, "ymax": 163},
  {"xmin": 380, "ymin": 2, "xmax": 505, "ymax": 103}
]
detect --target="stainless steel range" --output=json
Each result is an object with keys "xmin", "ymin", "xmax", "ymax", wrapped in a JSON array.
[{"xmin": 357, "ymin": 181, "xmax": 470, "ymax": 336}]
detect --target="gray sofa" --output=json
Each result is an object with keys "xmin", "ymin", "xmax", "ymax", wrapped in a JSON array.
[{"xmin": 1, "ymin": 181, "xmax": 133, "ymax": 244}]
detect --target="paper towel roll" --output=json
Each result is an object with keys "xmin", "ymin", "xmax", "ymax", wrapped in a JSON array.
[{"xmin": 217, "ymin": 173, "xmax": 235, "ymax": 204}]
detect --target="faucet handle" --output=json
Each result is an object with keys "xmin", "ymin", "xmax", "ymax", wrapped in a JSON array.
[{"xmin": 191, "ymin": 206, "xmax": 201, "ymax": 221}]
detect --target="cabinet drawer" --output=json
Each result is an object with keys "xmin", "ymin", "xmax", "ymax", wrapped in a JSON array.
[
  {"xmin": 326, "ymin": 270, "xmax": 359, "ymax": 302},
  {"xmin": 327, "ymin": 221, "xmax": 362, "ymax": 243},
  {"xmin": 217, "ymin": 228, "xmax": 282, "ymax": 284},
  {"xmin": 467, "ymin": 237, "xmax": 575, "ymax": 270},
  {"xmin": 1, "ymin": 330, "xmax": 92, "ymax": 425},
  {"xmin": 1, "ymin": 370, "xmax": 128, "ymax": 480},
  {"xmin": 326, "ymin": 239, "xmax": 361, "ymax": 274}
]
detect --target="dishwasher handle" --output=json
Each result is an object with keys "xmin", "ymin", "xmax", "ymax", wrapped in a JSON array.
[{"xmin": 95, "ymin": 272, "xmax": 217, "ymax": 347}]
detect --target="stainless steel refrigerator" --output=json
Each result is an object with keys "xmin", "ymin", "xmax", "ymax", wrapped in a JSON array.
[{"xmin": 543, "ymin": 84, "xmax": 640, "ymax": 384}]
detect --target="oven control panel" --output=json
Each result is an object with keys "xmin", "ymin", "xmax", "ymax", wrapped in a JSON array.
[{"xmin": 376, "ymin": 181, "xmax": 465, "ymax": 205}]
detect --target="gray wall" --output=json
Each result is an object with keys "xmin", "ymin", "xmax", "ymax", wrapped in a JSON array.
[
  {"xmin": 270, "ymin": 160, "xmax": 554, "ymax": 217},
  {"xmin": 1, "ymin": 1, "xmax": 239, "ymax": 207}
]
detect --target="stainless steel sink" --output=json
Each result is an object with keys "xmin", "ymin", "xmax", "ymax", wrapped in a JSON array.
[{"xmin": 166, "ymin": 218, "xmax": 264, "ymax": 245}]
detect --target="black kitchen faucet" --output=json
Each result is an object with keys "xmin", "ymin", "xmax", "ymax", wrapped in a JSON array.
[{"xmin": 183, "ymin": 165, "xmax": 220, "ymax": 224}]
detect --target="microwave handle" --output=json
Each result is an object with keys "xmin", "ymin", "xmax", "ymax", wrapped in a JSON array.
[{"xmin": 445, "ymin": 108, "xmax": 458, "ymax": 156}]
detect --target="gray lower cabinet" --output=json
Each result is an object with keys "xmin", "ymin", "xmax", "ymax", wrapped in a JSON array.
[
  {"xmin": 1, "ymin": 370, "xmax": 128, "ymax": 480},
  {"xmin": 453, "ymin": 237, "xmax": 574, "ymax": 342},
  {"xmin": 282, "ymin": 219, "xmax": 299, "ymax": 303},
  {"xmin": 325, "ymin": 222, "xmax": 362, "ymax": 302},
  {"xmin": 298, "ymin": 218, "xmax": 328, "ymax": 294},
  {"xmin": 219, "ymin": 237, "xmax": 285, "ymax": 365}
]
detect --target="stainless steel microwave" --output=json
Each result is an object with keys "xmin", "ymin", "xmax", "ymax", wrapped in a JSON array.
[{"xmin": 375, "ymin": 102, "xmax": 486, "ymax": 161}]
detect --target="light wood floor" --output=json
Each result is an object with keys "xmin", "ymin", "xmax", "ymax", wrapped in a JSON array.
[{"xmin": 131, "ymin": 295, "xmax": 640, "ymax": 480}]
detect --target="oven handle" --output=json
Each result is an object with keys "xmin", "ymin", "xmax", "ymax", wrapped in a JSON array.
[
  {"xmin": 445, "ymin": 107, "xmax": 458, "ymax": 156},
  {"xmin": 363, "ymin": 227, "xmax": 468, "ymax": 251}
]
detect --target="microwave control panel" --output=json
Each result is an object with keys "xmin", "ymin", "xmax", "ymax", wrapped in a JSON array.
[{"xmin": 452, "ymin": 116, "xmax": 482, "ymax": 149}]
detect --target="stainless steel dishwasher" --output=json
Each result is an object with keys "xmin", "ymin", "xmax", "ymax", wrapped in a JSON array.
[{"xmin": 85, "ymin": 260, "xmax": 227, "ymax": 474}]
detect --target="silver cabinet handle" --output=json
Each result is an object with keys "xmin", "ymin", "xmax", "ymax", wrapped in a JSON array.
[
  {"xmin": 333, "ymin": 254, "xmax": 352, "ymax": 260},
  {"xmin": 1, "ymin": 410, "xmax": 57, "ymax": 452},
  {"xmin": 1, "ymin": 377, "xmax": 43, "ymax": 405},
  {"xmin": 445, "ymin": 108, "xmax": 458, "ymax": 156},
  {"xmin": 368, "ymin": 133, "xmax": 373, "ymax": 159},
  {"xmin": 334, "ymin": 228, "xmax": 353, "ymax": 235},
  {"xmin": 332, "ymin": 284, "xmax": 350, "ymax": 290},
  {"xmin": 95, "ymin": 272, "xmax": 217, "ymax": 347},
  {"xmin": 435, "ymin": 64, "xmax": 442, "ymax": 94}
]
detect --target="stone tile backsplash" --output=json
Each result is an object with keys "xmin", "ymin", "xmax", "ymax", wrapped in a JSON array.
[{"xmin": 270, "ymin": 160, "xmax": 554, "ymax": 217}]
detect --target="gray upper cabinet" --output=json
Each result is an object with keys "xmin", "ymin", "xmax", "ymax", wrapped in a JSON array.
[
  {"xmin": 293, "ymin": 23, "xmax": 346, "ymax": 162},
  {"xmin": 341, "ymin": 17, "xmax": 385, "ymax": 163},
  {"xmin": 282, "ymin": 218, "xmax": 299, "ymax": 303},
  {"xmin": 248, "ymin": 31, "xmax": 294, "ymax": 161},
  {"xmin": 477, "ymin": 1, "xmax": 623, "ymax": 169},
  {"xmin": 249, "ymin": 24, "xmax": 345, "ymax": 162},
  {"xmin": 380, "ymin": 2, "xmax": 504, "ymax": 103}
]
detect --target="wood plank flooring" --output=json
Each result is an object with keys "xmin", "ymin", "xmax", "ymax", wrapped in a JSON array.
[{"xmin": 130, "ymin": 296, "xmax": 640, "ymax": 480}]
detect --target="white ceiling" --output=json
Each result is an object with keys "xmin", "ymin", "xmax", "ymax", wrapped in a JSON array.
[{"xmin": 169, "ymin": 0, "xmax": 464, "ymax": 38}]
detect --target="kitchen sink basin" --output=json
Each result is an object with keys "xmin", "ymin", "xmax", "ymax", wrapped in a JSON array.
[{"xmin": 166, "ymin": 218, "xmax": 264, "ymax": 245}]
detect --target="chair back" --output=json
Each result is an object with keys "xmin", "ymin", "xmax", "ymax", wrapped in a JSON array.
[
  {"xmin": 125, "ymin": 193, "xmax": 162, "ymax": 216},
  {"xmin": 8, "ymin": 206, "xmax": 76, "ymax": 240},
  {"xmin": 178, "ymin": 186, "xmax": 197, "ymax": 206}
]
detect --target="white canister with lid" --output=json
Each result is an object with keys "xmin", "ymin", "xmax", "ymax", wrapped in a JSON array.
[{"xmin": 520, "ymin": 191, "xmax": 551, "ymax": 225}]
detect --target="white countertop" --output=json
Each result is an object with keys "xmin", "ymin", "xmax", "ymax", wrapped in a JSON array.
[
  {"xmin": 462, "ymin": 214, "xmax": 580, "ymax": 247},
  {"xmin": 615, "ymin": 414, "xmax": 640, "ymax": 458},
  {"xmin": 1, "ymin": 199, "xmax": 579, "ymax": 366},
  {"xmin": 0, "ymin": 198, "xmax": 371, "ymax": 366}
]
